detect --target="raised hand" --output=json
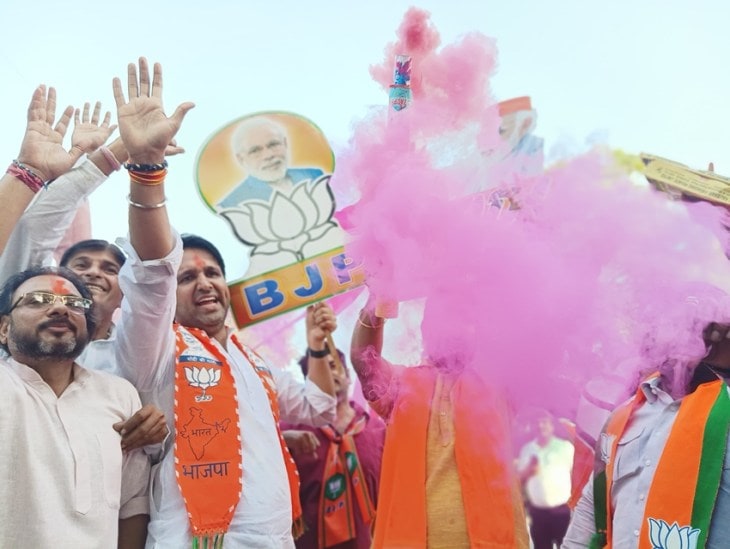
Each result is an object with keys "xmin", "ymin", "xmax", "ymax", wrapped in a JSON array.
[
  {"xmin": 113, "ymin": 57, "xmax": 194, "ymax": 164},
  {"xmin": 71, "ymin": 101, "xmax": 116, "ymax": 153},
  {"xmin": 306, "ymin": 301, "xmax": 338, "ymax": 349},
  {"xmin": 16, "ymin": 85, "xmax": 83, "ymax": 181}
]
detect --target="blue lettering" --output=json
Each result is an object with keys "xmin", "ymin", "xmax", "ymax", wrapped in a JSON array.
[
  {"xmin": 331, "ymin": 253, "xmax": 360, "ymax": 284},
  {"xmin": 294, "ymin": 264, "xmax": 324, "ymax": 297},
  {"xmin": 244, "ymin": 280, "xmax": 284, "ymax": 315}
]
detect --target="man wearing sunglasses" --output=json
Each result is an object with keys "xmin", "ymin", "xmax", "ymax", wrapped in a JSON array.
[{"xmin": 0, "ymin": 265, "xmax": 150, "ymax": 547}]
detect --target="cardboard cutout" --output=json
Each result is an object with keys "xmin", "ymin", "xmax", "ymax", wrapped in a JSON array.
[{"xmin": 196, "ymin": 112, "xmax": 362, "ymax": 327}]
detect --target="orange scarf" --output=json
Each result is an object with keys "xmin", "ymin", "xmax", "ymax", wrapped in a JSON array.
[
  {"xmin": 595, "ymin": 376, "xmax": 730, "ymax": 549},
  {"xmin": 373, "ymin": 366, "xmax": 520, "ymax": 548},
  {"xmin": 174, "ymin": 326, "xmax": 303, "ymax": 547},
  {"xmin": 318, "ymin": 415, "xmax": 375, "ymax": 548}
]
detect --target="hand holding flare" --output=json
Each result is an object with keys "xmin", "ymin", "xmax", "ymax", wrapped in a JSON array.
[{"xmin": 306, "ymin": 301, "xmax": 345, "ymax": 377}]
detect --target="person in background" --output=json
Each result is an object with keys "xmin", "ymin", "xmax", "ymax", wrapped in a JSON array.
[
  {"xmin": 516, "ymin": 410, "xmax": 574, "ymax": 549},
  {"xmin": 282, "ymin": 303, "xmax": 386, "ymax": 549}
]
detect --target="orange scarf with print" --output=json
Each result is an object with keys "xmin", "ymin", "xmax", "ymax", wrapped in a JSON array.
[
  {"xmin": 174, "ymin": 326, "xmax": 303, "ymax": 547},
  {"xmin": 373, "ymin": 366, "xmax": 523, "ymax": 548},
  {"xmin": 318, "ymin": 415, "xmax": 375, "ymax": 548},
  {"xmin": 594, "ymin": 376, "xmax": 730, "ymax": 549}
]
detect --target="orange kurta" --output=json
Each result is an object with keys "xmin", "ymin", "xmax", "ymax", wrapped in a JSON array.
[{"xmin": 372, "ymin": 366, "xmax": 528, "ymax": 548}]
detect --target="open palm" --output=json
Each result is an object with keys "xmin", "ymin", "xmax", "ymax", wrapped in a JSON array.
[
  {"xmin": 71, "ymin": 102, "xmax": 116, "ymax": 153},
  {"xmin": 17, "ymin": 85, "xmax": 83, "ymax": 181},
  {"xmin": 113, "ymin": 58, "xmax": 194, "ymax": 164}
]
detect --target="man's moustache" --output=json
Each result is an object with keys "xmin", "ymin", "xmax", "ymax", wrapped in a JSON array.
[{"xmin": 39, "ymin": 320, "xmax": 76, "ymax": 332}]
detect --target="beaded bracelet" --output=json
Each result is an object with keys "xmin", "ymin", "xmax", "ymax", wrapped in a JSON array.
[
  {"xmin": 127, "ymin": 195, "xmax": 167, "ymax": 209},
  {"xmin": 7, "ymin": 160, "xmax": 45, "ymax": 193},
  {"xmin": 124, "ymin": 160, "xmax": 168, "ymax": 172}
]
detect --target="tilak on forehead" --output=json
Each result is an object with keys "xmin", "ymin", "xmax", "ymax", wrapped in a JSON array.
[
  {"xmin": 192, "ymin": 253, "xmax": 206, "ymax": 269},
  {"xmin": 51, "ymin": 277, "xmax": 72, "ymax": 294}
]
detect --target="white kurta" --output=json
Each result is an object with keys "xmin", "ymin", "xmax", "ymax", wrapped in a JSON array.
[
  {"xmin": 0, "ymin": 359, "xmax": 150, "ymax": 548},
  {"xmin": 115, "ymin": 235, "xmax": 336, "ymax": 548}
]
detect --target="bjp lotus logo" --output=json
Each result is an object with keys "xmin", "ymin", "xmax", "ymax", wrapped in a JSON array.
[
  {"xmin": 325, "ymin": 473, "xmax": 346, "ymax": 501},
  {"xmin": 648, "ymin": 519, "xmax": 699, "ymax": 549},
  {"xmin": 185, "ymin": 366, "xmax": 221, "ymax": 402},
  {"xmin": 217, "ymin": 175, "xmax": 345, "ymax": 276}
]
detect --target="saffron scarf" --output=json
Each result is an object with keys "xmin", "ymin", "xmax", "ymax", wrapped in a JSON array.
[
  {"xmin": 317, "ymin": 415, "xmax": 375, "ymax": 548},
  {"xmin": 174, "ymin": 326, "xmax": 303, "ymax": 548},
  {"xmin": 592, "ymin": 377, "xmax": 730, "ymax": 549},
  {"xmin": 373, "ymin": 366, "xmax": 523, "ymax": 548},
  {"xmin": 232, "ymin": 334, "xmax": 305, "ymax": 540}
]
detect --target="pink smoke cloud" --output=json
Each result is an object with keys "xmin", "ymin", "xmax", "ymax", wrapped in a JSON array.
[{"xmin": 337, "ymin": 8, "xmax": 730, "ymax": 419}]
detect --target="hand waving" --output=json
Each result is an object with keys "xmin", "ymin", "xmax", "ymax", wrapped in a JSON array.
[
  {"xmin": 113, "ymin": 57, "xmax": 194, "ymax": 164},
  {"xmin": 71, "ymin": 102, "xmax": 116, "ymax": 153},
  {"xmin": 16, "ymin": 85, "xmax": 83, "ymax": 181}
]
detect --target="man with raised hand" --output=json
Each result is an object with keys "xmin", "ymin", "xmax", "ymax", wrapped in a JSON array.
[
  {"xmin": 0, "ymin": 266, "xmax": 150, "ymax": 547},
  {"xmin": 0, "ymin": 86, "xmax": 117, "ymax": 263},
  {"xmin": 350, "ymin": 294, "xmax": 530, "ymax": 549},
  {"xmin": 0, "ymin": 83, "xmax": 170, "ymax": 451},
  {"xmin": 111, "ymin": 57, "xmax": 336, "ymax": 548},
  {"xmin": 282, "ymin": 304, "xmax": 386, "ymax": 549}
]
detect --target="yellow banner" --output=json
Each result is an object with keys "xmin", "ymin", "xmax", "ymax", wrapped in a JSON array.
[
  {"xmin": 228, "ymin": 247, "xmax": 364, "ymax": 327},
  {"xmin": 641, "ymin": 153, "xmax": 730, "ymax": 206}
]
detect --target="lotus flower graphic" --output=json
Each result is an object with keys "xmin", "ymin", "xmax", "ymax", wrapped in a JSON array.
[
  {"xmin": 648, "ymin": 519, "xmax": 700, "ymax": 549},
  {"xmin": 217, "ymin": 175, "xmax": 344, "ymax": 271},
  {"xmin": 185, "ymin": 366, "xmax": 221, "ymax": 402}
]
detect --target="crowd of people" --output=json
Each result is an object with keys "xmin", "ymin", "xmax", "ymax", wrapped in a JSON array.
[{"xmin": 1, "ymin": 56, "xmax": 729, "ymax": 549}]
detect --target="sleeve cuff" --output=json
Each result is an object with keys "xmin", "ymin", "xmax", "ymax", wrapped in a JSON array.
[
  {"xmin": 119, "ymin": 495, "xmax": 150, "ymax": 520},
  {"xmin": 303, "ymin": 378, "xmax": 337, "ymax": 422}
]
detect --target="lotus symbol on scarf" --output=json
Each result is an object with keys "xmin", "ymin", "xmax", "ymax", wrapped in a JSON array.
[
  {"xmin": 648, "ymin": 519, "xmax": 700, "ymax": 549},
  {"xmin": 217, "ymin": 175, "xmax": 343, "ymax": 270},
  {"xmin": 185, "ymin": 366, "xmax": 221, "ymax": 402}
]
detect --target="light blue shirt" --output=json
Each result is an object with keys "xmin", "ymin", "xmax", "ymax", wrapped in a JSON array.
[{"xmin": 562, "ymin": 376, "xmax": 730, "ymax": 548}]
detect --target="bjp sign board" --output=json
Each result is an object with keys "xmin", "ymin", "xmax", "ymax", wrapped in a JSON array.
[
  {"xmin": 641, "ymin": 153, "xmax": 730, "ymax": 207},
  {"xmin": 195, "ymin": 111, "xmax": 363, "ymax": 327}
]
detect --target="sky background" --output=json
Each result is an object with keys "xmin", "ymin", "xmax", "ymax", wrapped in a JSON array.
[{"xmin": 0, "ymin": 0, "xmax": 727, "ymax": 359}]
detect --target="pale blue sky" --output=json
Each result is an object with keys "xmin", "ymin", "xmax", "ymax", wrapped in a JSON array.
[{"xmin": 0, "ymin": 0, "xmax": 726, "ymax": 329}]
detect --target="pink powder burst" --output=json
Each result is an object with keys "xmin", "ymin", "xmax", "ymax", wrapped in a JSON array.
[{"xmin": 340, "ymin": 8, "xmax": 730, "ymax": 421}]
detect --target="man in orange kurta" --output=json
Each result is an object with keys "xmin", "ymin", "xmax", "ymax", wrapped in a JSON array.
[{"xmin": 350, "ymin": 303, "xmax": 529, "ymax": 548}]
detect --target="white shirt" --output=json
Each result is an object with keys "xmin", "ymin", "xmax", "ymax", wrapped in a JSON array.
[
  {"xmin": 517, "ymin": 436, "xmax": 574, "ymax": 508},
  {"xmin": 115, "ymin": 234, "xmax": 336, "ymax": 548},
  {"xmin": 0, "ymin": 159, "xmax": 126, "ymax": 376},
  {"xmin": 0, "ymin": 358, "xmax": 149, "ymax": 548},
  {"xmin": 0, "ymin": 159, "xmax": 106, "ymax": 285}
]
